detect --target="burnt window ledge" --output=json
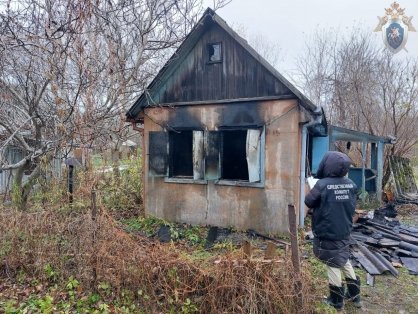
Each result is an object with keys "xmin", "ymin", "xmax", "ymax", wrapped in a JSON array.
[
  {"xmin": 215, "ymin": 180, "xmax": 265, "ymax": 188},
  {"xmin": 164, "ymin": 178, "xmax": 207, "ymax": 185}
]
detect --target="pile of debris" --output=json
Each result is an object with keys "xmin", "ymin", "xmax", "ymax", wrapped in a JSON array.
[{"xmin": 350, "ymin": 203, "xmax": 418, "ymax": 279}]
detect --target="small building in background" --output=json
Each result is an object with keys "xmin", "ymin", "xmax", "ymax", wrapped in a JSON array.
[{"xmin": 0, "ymin": 143, "xmax": 62, "ymax": 196}]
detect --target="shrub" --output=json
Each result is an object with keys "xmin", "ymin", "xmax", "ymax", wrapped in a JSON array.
[{"xmin": 0, "ymin": 208, "xmax": 315, "ymax": 313}]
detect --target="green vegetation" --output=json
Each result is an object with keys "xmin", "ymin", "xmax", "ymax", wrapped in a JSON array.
[
  {"xmin": 120, "ymin": 216, "xmax": 207, "ymax": 247},
  {"xmin": 358, "ymin": 267, "xmax": 418, "ymax": 314},
  {"xmin": 0, "ymin": 275, "xmax": 144, "ymax": 314},
  {"xmin": 120, "ymin": 216, "xmax": 166, "ymax": 235},
  {"xmin": 412, "ymin": 154, "xmax": 418, "ymax": 186},
  {"xmin": 2, "ymin": 154, "xmax": 418, "ymax": 313},
  {"xmin": 98, "ymin": 153, "xmax": 143, "ymax": 212}
]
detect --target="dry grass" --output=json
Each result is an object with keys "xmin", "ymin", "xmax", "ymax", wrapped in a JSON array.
[{"xmin": 0, "ymin": 207, "xmax": 315, "ymax": 313}]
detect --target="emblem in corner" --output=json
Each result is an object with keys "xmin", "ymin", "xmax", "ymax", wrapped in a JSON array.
[{"xmin": 374, "ymin": 2, "xmax": 416, "ymax": 53}]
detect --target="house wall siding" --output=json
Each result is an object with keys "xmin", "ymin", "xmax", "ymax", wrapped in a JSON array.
[
  {"xmin": 148, "ymin": 23, "xmax": 293, "ymax": 106},
  {"xmin": 142, "ymin": 99, "xmax": 301, "ymax": 234}
]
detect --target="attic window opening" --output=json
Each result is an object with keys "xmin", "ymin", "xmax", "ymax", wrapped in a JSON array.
[{"xmin": 208, "ymin": 42, "xmax": 222, "ymax": 63}]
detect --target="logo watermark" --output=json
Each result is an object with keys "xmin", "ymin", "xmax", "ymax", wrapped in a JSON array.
[{"xmin": 374, "ymin": 2, "xmax": 416, "ymax": 53}]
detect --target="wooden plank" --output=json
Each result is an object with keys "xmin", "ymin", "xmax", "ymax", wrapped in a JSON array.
[
  {"xmin": 243, "ymin": 240, "xmax": 252, "ymax": 259},
  {"xmin": 288, "ymin": 204, "xmax": 300, "ymax": 273},
  {"xmin": 288, "ymin": 204, "xmax": 304, "ymax": 308},
  {"xmin": 264, "ymin": 242, "xmax": 276, "ymax": 260}
]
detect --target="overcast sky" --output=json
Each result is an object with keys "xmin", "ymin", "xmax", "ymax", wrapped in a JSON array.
[{"xmin": 203, "ymin": 0, "xmax": 418, "ymax": 75}]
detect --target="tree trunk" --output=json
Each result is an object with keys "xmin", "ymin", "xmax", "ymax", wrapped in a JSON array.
[
  {"xmin": 12, "ymin": 160, "xmax": 28, "ymax": 210},
  {"xmin": 12, "ymin": 160, "xmax": 42, "ymax": 210}
]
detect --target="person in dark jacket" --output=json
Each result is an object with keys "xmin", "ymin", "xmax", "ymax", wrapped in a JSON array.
[{"xmin": 305, "ymin": 151, "xmax": 361, "ymax": 310}]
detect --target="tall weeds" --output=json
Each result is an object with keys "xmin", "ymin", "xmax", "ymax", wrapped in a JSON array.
[
  {"xmin": 0, "ymin": 155, "xmax": 315, "ymax": 313},
  {"xmin": 0, "ymin": 207, "xmax": 315, "ymax": 313}
]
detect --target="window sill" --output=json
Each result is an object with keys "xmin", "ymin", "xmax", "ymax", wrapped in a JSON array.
[
  {"xmin": 164, "ymin": 177, "xmax": 207, "ymax": 185},
  {"xmin": 215, "ymin": 180, "xmax": 264, "ymax": 188}
]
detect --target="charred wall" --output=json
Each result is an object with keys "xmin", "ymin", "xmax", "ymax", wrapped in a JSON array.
[{"xmin": 142, "ymin": 99, "xmax": 301, "ymax": 233}]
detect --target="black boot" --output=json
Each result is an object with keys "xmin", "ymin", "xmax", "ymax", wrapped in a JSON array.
[
  {"xmin": 345, "ymin": 276, "xmax": 362, "ymax": 308},
  {"xmin": 324, "ymin": 284, "xmax": 344, "ymax": 310}
]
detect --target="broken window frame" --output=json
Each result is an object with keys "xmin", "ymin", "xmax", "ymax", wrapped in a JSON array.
[
  {"xmin": 215, "ymin": 126, "xmax": 265, "ymax": 188},
  {"xmin": 164, "ymin": 128, "xmax": 207, "ymax": 184},
  {"xmin": 148, "ymin": 126, "xmax": 265, "ymax": 187},
  {"xmin": 207, "ymin": 42, "xmax": 223, "ymax": 64},
  {"xmin": 220, "ymin": 129, "xmax": 249, "ymax": 181}
]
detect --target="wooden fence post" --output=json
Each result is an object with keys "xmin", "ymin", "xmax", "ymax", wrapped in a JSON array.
[
  {"xmin": 91, "ymin": 188, "xmax": 97, "ymax": 221},
  {"xmin": 91, "ymin": 188, "xmax": 97, "ymax": 287},
  {"xmin": 288, "ymin": 204, "xmax": 304, "ymax": 309},
  {"xmin": 68, "ymin": 165, "xmax": 74, "ymax": 204}
]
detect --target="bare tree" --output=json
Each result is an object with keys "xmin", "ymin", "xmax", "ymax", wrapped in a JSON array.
[
  {"xmin": 0, "ymin": 0, "xmax": 89, "ymax": 207},
  {"xmin": 0, "ymin": 0, "xmax": 229, "ymax": 208},
  {"xmin": 230, "ymin": 23, "xmax": 282, "ymax": 68},
  {"xmin": 294, "ymin": 29, "xmax": 338, "ymax": 110},
  {"xmin": 211, "ymin": 0, "xmax": 233, "ymax": 11},
  {"xmin": 296, "ymin": 28, "xmax": 418, "ymax": 161},
  {"xmin": 377, "ymin": 57, "xmax": 418, "ymax": 156}
]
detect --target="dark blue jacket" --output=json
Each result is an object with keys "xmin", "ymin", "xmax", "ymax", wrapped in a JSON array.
[
  {"xmin": 305, "ymin": 151, "xmax": 358, "ymax": 240},
  {"xmin": 305, "ymin": 151, "xmax": 357, "ymax": 267}
]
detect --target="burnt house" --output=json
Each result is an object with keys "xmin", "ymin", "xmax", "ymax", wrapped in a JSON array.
[{"xmin": 126, "ymin": 8, "xmax": 332, "ymax": 233}]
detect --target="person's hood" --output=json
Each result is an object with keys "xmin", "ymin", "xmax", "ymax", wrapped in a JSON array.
[{"xmin": 316, "ymin": 151, "xmax": 353, "ymax": 179}]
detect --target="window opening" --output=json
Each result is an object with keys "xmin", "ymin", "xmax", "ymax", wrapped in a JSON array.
[
  {"xmin": 208, "ymin": 42, "xmax": 222, "ymax": 62},
  {"xmin": 221, "ymin": 130, "xmax": 249, "ymax": 181},
  {"xmin": 169, "ymin": 131, "xmax": 193, "ymax": 177},
  {"xmin": 151, "ymin": 128, "xmax": 262, "ymax": 184}
]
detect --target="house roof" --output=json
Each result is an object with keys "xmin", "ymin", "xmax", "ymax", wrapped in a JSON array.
[
  {"xmin": 329, "ymin": 125, "xmax": 395, "ymax": 144},
  {"xmin": 126, "ymin": 8, "xmax": 319, "ymax": 121}
]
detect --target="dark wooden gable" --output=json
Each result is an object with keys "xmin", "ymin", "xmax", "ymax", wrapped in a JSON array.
[
  {"xmin": 127, "ymin": 8, "xmax": 318, "ymax": 121},
  {"xmin": 151, "ymin": 22, "xmax": 293, "ymax": 104}
]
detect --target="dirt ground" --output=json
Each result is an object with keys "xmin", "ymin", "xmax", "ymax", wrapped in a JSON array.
[{"xmin": 355, "ymin": 268, "xmax": 418, "ymax": 314}]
